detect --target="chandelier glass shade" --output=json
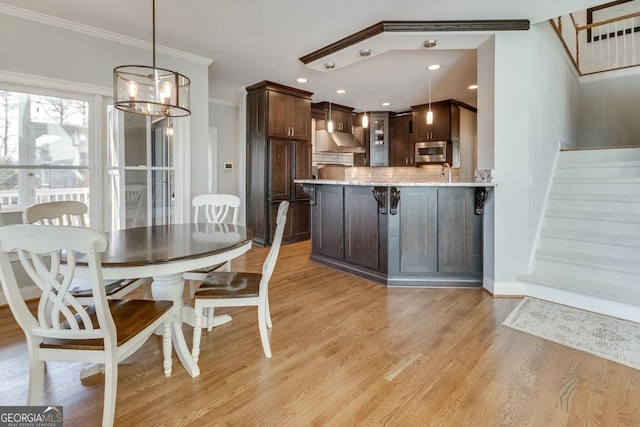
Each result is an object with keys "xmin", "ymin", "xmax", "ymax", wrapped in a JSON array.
[{"xmin": 113, "ymin": 0, "xmax": 191, "ymax": 117}]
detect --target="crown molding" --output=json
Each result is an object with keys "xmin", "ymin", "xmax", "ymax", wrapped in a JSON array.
[{"xmin": 0, "ymin": 4, "xmax": 213, "ymax": 66}]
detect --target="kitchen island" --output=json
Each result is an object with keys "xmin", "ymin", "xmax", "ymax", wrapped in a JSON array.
[{"xmin": 294, "ymin": 178, "xmax": 495, "ymax": 287}]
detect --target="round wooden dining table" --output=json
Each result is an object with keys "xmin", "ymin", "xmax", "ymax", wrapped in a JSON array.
[{"xmin": 76, "ymin": 222, "xmax": 253, "ymax": 378}]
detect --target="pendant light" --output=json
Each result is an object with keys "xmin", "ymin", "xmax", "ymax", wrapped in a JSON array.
[
  {"xmin": 113, "ymin": 0, "xmax": 191, "ymax": 117},
  {"xmin": 426, "ymin": 67, "xmax": 433, "ymax": 125},
  {"xmin": 325, "ymin": 62, "xmax": 335, "ymax": 132},
  {"xmin": 360, "ymin": 49, "xmax": 371, "ymax": 128},
  {"xmin": 426, "ymin": 64, "xmax": 440, "ymax": 125}
]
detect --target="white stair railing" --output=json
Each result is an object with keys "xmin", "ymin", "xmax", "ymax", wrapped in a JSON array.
[{"xmin": 551, "ymin": 11, "xmax": 640, "ymax": 75}]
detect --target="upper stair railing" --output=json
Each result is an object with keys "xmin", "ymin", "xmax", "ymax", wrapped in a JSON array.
[{"xmin": 550, "ymin": 11, "xmax": 640, "ymax": 75}]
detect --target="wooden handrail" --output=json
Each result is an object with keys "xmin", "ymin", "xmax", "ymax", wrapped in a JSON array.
[{"xmin": 577, "ymin": 11, "xmax": 640, "ymax": 31}]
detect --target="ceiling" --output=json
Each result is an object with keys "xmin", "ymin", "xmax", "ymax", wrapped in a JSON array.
[{"xmin": 0, "ymin": 0, "xmax": 601, "ymax": 112}]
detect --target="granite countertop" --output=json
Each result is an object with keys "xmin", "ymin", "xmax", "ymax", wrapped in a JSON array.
[{"xmin": 294, "ymin": 179, "xmax": 496, "ymax": 187}]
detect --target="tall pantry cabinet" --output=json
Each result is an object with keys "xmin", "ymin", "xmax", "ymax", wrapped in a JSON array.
[{"xmin": 246, "ymin": 81, "xmax": 313, "ymax": 246}]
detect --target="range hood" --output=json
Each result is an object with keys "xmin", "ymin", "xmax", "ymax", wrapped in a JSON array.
[{"xmin": 315, "ymin": 129, "xmax": 366, "ymax": 153}]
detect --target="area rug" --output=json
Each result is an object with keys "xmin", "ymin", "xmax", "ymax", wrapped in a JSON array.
[{"xmin": 502, "ymin": 297, "xmax": 640, "ymax": 370}]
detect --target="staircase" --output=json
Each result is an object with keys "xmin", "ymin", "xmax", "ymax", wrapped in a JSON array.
[{"xmin": 519, "ymin": 147, "xmax": 640, "ymax": 306}]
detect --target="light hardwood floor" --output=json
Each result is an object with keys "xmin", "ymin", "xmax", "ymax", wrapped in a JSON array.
[{"xmin": 1, "ymin": 240, "xmax": 639, "ymax": 426}]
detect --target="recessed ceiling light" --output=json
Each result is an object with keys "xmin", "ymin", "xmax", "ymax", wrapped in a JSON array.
[
  {"xmin": 336, "ymin": 89, "xmax": 346, "ymax": 94},
  {"xmin": 428, "ymin": 64, "xmax": 441, "ymax": 71},
  {"xmin": 423, "ymin": 39, "xmax": 437, "ymax": 48},
  {"xmin": 297, "ymin": 78, "xmax": 307, "ymax": 83},
  {"xmin": 382, "ymin": 102, "xmax": 390, "ymax": 106},
  {"xmin": 468, "ymin": 84, "xmax": 478, "ymax": 90}
]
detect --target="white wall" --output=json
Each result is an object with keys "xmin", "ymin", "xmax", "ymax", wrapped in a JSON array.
[
  {"xmin": 491, "ymin": 31, "xmax": 532, "ymax": 288},
  {"xmin": 486, "ymin": 22, "xmax": 580, "ymax": 294},
  {"xmin": 207, "ymin": 100, "xmax": 240, "ymax": 197},
  {"xmin": 477, "ymin": 37, "xmax": 496, "ymax": 286},
  {"xmin": 577, "ymin": 73, "xmax": 640, "ymax": 148},
  {"xmin": 0, "ymin": 12, "xmax": 211, "ymax": 222},
  {"xmin": 528, "ymin": 22, "xmax": 580, "ymax": 251}
]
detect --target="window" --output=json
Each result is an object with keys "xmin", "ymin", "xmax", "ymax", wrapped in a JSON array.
[
  {"xmin": 0, "ymin": 89, "xmax": 91, "ymax": 216},
  {"xmin": 105, "ymin": 108, "xmax": 177, "ymax": 231},
  {"xmin": 0, "ymin": 76, "xmax": 187, "ymax": 230}
]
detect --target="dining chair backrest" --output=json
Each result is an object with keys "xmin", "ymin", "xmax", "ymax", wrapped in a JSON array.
[
  {"xmin": 22, "ymin": 199, "xmax": 149, "ymax": 300},
  {"xmin": 0, "ymin": 225, "xmax": 115, "ymax": 347},
  {"xmin": 22, "ymin": 201, "xmax": 88, "ymax": 227},
  {"xmin": 125, "ymin": 184, "xmax": 146, "ymax": 228},
  {"xmin": 192, "ymin": 194, "xmax": 240, "ymax": 225},
  {"xmin": 261, "ymin": 201, "xmax": 289, "ymax": 286}
]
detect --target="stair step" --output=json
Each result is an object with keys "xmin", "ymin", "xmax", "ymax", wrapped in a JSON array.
[
  {"xmin": 549, "ymin": 192, "xmax": 640, "ymax": 204},
  {"xmin": 557, "ymin": 159, "xmax": 640, "ymax": 170},
  {"xmin": 553, "ymin": 176, "xmax": 640, "ymax": 185},
  {"xmin": 545, "ymin": 208, "xmax": 640, "ymax": 224},
  {"xmin": 551, "ymin": 183, "xmax": 640, "ymax": 196},
  {"xmin": 534, "ymin": 258, "xmax": 639, "ymax": 290},
  {"xmin": 555, "ymin": 164, "xmax": 640, "ymax": 180},
  {"xmin": 559, "ymin": 147, "xmax": 640, "ymax": 164},
  {"xmin": 540, "ymin": 228, "xmax": 640, "ymax": 248},
  {"xmin": 536, "ymin": 247, "xmax": 640, "ymax": 275},
  {"xmin": 518, "ymin": 271, "xmax": 640, "ymax": 306},
  {"xmin": 547, "ymin": 199, "xmax": 640, "ymax": 215},
  {"xmin": 544, "ymin": 216, "xmax": 640, "ymax": 236},
  {"xmin": 538, "ymin": 237, "xmax": 640, "ymax": 260}
]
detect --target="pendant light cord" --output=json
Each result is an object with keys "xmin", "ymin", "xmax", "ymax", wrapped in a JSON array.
[
  {"xmin": 428, "ymin": 69, "xmax": 431, "ymax": 110},
  {"xmin": 152, "ymin": 0, "xmax": 156, "ymax": 69}
]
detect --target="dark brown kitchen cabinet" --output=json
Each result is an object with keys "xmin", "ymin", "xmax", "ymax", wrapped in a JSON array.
[
  {"xmin": 312, "ymin": 102, "xmax": 354, "ymax": 133},
  {"xmin": 344, "ymin": 186, "xmax": 384, "ymax": 270},
  {"xmin": 398, "ymin": 188, "xmax": 438, "ymax": 273},
  {"xmin": 271, "ymin": 200, "xmax": 310, "ymax": 244},
  {"xmin": 246, "ymin": 80, "xmax": 313, "ymax": 246},
  {"xmin": 395, "ymin": 187, "xmax": 481, "ymax": 278},
  {"xmin": 310, "ymin": 185, "xmax": 387, "ymax": 279},
  {"xmin": 389, "ymin": 114, "xmax": 413, "ymax": 166},
  {"xmin": 267, "ymin": 91, "xmax": 311, "ymax": 140},
  {"xmin": 269, "ymin": 139, "xmax": 311, "ymax": 201},
  {"xmin": 311, "ymin": 185, "xmax": 344, "ymax": 260},
  {"xmin": 437, "ymin": 188, "xmax": 482, "ymax": 276},
  {"xmin": 411, "ymin": 99, "xmax": 460, "ymax": 142},
  {"xmin": 269, "ymin": 140, "xmax": 292, "ymax": 200},
  {"xmin": 294, "ymin": 141, "xmax": 311, "ymax": 198}
]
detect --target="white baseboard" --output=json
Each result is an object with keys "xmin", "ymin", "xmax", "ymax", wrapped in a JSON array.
[
  {"xmin": 525, "ymin": 283, "xmax": 640, "ymax": 323},
  {"xmin": 484, "ymin": 279, "xmax": 640, "ymax": 322},
  {"xmin": 0, "ymin": 285, "xmax": 41, "ymax": 307},
  {"xmin": 484, "ymin": 277, "xmax": 526, "ymax": 296}
]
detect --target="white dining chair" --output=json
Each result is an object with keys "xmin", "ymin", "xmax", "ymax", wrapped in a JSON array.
[
  {"xmin": 125, "ymin": 184, "xmax": 146, "ymax": 228},
  {"xmin": 191, "ymin": 200, "xmax": 289, "ymax": 361},
  {"xmin": 22, "ymin": 200, "xmax": 150, "ymax": 301},
  {"xmin": 0, "ymin": 224, "xmax": 173, "ymax": 427},
  {"xmin": 183, "ymin": 194, "xmax": 241, "ymax": 298}
]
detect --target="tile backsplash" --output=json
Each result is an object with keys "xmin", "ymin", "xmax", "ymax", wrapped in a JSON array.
[{"xmin": 347, "ymin": 166, "xmax": 459, "ymax": 182}]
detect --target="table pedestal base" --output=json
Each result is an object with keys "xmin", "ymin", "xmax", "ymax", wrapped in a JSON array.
[{"xmin": 81, "ymin": 272, "xmax": 233, "ymax": 379}]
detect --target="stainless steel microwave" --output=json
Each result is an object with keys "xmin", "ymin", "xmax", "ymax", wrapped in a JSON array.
[
  {"xmin": 415, "ymin": 141, "xmax": 447, "ymax": 163},
  {"xmin": 415, "ymin": 140, "xmax": 459, "ymax": 166}
]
